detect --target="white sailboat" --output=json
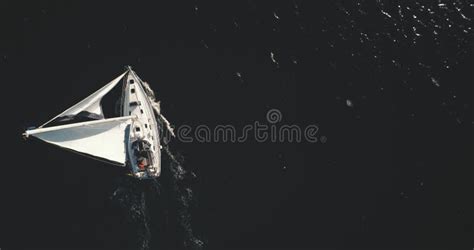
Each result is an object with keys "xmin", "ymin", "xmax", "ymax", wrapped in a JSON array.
[{"xmin": 23, "ymin": 66, "xmax": 170, "ymax": 179}]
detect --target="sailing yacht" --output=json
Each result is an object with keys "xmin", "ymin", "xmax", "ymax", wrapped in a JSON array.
[{"xmin": 23, "ymin": 66, "xmax": 172, "ymax": 179}]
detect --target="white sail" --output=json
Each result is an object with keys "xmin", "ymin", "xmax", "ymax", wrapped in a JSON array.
[
  {"xmin": 26, "ymin": 116, "xmax": 134, "ymax": 165},
  {"xmin": 40, "ymin": 71, "xmax": 128, "ymax": 128}
]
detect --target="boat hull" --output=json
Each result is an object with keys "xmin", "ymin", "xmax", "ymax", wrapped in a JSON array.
[{"xmin": 121, "ymin": 70, "xmax": 161, "ymax": 179}]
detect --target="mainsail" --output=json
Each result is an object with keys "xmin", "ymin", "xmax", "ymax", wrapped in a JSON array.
[
  {"xmin": 25, "ymin": 116, "xmax": 133, "ymax": 165},
  {"xmin": 39, "ymin": 71, "xmax": 127, "ymax": 128}
]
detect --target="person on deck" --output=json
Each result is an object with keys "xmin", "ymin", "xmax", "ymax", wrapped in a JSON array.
[{"xmin": 138, "ymin": 157, "xmax": 147, "ymax": 170}]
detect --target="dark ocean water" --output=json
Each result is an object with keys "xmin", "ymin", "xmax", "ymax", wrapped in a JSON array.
[{"xmin": 1, "ymin": 0, "xmax": 472, "ymax": 249}]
